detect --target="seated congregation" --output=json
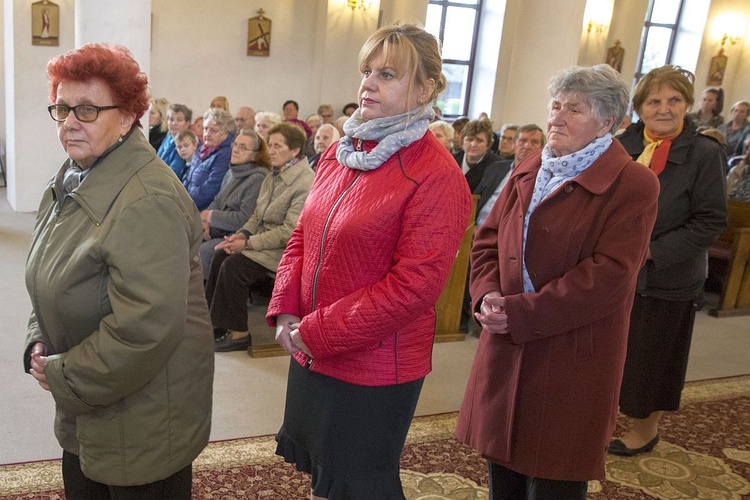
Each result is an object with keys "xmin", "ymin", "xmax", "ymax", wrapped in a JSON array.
[{"xmin": 149, "ymin": 71, "xmax": 748, "ymax": 355}]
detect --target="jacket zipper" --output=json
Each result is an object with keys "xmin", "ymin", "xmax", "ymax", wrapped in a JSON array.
[{"xmin": 310, "ymin": 171, "xmax": 362, "ymax": 311}]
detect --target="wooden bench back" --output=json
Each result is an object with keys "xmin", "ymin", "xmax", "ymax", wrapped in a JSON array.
[{"xmin": 718, "ymin": 200, "xmax": 750, "ymax": 244}]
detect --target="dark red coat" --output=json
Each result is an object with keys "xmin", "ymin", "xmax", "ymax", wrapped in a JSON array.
[
  {"xmin": 267, "ymin": 132, "xmax": 472, "ymax": 385},
  {"xmin": 456, "ymin": 140, "xmax": 659, "ymax": 480}
]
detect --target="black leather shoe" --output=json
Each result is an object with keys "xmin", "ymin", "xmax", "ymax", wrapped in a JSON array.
[
  {"xmin": 608, "ymin": 435, "xmax": 660, "ymax": 456},
  {"xmin": 214, "ymin": 332, "xmax": 251, "ymax": 352}
]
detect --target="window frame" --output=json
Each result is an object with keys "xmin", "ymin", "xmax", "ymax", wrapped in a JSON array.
[
  {"xmin": 428, "ymin": 0, "xmax": 483, "ymax": 119},
  {"xmin": 634, "ymin": 0, "xmax": 687, "ymax": 82}
]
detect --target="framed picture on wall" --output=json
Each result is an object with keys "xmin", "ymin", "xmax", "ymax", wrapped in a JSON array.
[
  {"xmin": 247, "ymin": 8, "xmax": 271, "ymax": 57},
  {"xmin": 707, "ymin": 49, "xmax": 727, "ymax": 87},
  {"xmin": 32, "ymin": 0, "xmax": 59, "ymax": 47}
]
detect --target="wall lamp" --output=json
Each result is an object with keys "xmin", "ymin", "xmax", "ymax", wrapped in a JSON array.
[
  {"xmin": 721, "ymin": 33, "xmax": 742, "ymax": 47},
  {"xmin": 347, "ymin": 0, "xmax": 371, "ymax": 11},
  {"xmin": 587, "ymin": 20, "xmax": 607, "ymax": 34}
]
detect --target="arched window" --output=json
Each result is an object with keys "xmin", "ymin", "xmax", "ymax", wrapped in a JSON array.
[{"xmin": 424, "ymin": 0, "xmax": 483, "ymax": 118}]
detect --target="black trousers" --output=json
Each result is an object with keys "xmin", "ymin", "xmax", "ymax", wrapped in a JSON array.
[
  {"xmin": 62, "ymin": 450, "xmax": 192, "ymax": 500},
  {"xmin": 488, "ymin": 461, "xmax": 587, "ymax": 500},
  {"xmin": 204, "ymin": 249, "xmax": 274, "ymax": 331}
]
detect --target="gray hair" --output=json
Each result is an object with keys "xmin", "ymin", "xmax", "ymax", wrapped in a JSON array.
[
  {"xmin": 516, "ymin": 123, "xmax": 546, "ymax": 147},
  {"xmin": 203, "ymin": 108, "xmax": 236, "ymax": 135},
  {"xmin": 168, "ymin": 103, "xmax": 193, "ymax": 123},
  {"xmin": 428, "ymin": 120, "xmax": 455, "ymax": 139},
  {"xmin": 254, "ymin": 111, "xmax": 283, "ymax": 126},
  {"xmin": 547, "ymin": 64, "xmax": 629, "ymax": 134},
  {"xmin": 500, "ymin": 123, "xmax": 519, "ymax": 134},
  {"xmin": 317, "ymin": 123, "xmax": 341, "ymax": 142}
]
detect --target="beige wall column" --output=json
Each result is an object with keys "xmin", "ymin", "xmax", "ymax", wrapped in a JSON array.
[
  {"xmin": 315, "ymin": 1, "xmax": 381, "ymax": 115},
  {"xmin": 489, "ymin": 0, "xmax": 588, "ymax": 129}
]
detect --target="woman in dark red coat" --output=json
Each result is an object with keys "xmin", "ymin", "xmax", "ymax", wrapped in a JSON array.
[
  {"xmin": 456, "ymin": 65, "xmax": 660, "ymax": 499},
  {"xmin": 267, "ymin": 24, "xmax": 472, "ymax": 499}
]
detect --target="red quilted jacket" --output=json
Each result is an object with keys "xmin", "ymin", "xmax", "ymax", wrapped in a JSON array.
[{"xmin": 267, "ymin": 132, "xmax": 472, "ymax": 385}]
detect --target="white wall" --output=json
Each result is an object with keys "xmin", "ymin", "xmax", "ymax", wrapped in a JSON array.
[
  {"xmin": 606, "ymin": 0, "xmax": 649, "ymax": 92},
  {"xmin": 695, "ymin": 0, "xmax": 750, "ymax": 113},
  {"xmin": 149, "ymin": 0, "xmax": 379, "ymax": 121},
  {"xmin": 4, "ymin": 0, "xmax": 74, "ymax": 212},
  {"xmin": 3, "ymin": 0, "xmax": 750, "ymax": 212},
  {"xmin": 489, "ymin": 0, "xmax": 588, "ymax": 129}
]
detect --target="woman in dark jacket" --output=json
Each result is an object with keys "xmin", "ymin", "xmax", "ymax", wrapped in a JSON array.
[
  {"xmin": 609, "ymin": 66, "xmax": 727, "ymax": 457},
  {"xmin": 148, "ymin": 97, "xmax": 169, "ymax": 151},
  {"xmin": 198, "ymin": 128, "xmax": 270, "ymax": 279}
]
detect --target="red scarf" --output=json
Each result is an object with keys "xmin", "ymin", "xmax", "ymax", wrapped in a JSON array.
[{"xmin": 642, "ymin": 122, "xmax": 684, "ymax": 176}]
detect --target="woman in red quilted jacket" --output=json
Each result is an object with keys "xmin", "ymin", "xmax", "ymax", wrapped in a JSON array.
[{"xmin": 267, "ymin": 23, "xmax": 472, "ymax": 500}]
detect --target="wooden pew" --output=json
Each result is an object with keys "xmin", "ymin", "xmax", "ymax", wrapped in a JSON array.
[
  {"xmin": 434, "ymin": 195, "xmax": 479, "ymax": 342},
  {"xmin": 708, "ymin": 199, "xmax": 750, "ymax": 317}
]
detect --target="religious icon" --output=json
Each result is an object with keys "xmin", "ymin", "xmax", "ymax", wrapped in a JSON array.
[
  {"xmin": 247, "ymin": 8, "xmax": 271, "ymax": 57},
  {"xmin": 606, "ymin": 40, "xmax": 624, "ymax": 73},
  {"xmin": 707, "ymin": 48, "xmax": 728, "ymax": 86},
  {"xmin": 32, "ymin": 0, "xmax": 59, "ymax": 47}
]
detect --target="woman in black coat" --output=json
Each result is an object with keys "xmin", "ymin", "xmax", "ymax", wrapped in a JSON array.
[{"xmin": 609, "ymin": 66, "xmax": 727, "ymax": 457}]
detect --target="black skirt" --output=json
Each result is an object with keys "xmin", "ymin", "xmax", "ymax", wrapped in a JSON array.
[
  {"xmin": 276, "ymin": 359, "xmax": 424, "ymax": 500},
  {"xmin": 618, "ymin": 294, "xmax": 697, "ymax": 419}
]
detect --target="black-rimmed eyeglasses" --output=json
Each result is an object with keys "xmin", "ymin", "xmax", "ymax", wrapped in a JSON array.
[{"xmin": 47, "ymin": 104, "xmax": 119, "ymax": 123}]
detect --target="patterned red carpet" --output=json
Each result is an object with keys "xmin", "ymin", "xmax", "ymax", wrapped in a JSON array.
[{"xmin": 1, "ymin": 376, "xmax": 748, "ymax": 499}]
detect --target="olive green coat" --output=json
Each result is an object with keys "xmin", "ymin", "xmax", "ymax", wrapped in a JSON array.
[{"xmin": 24, "ymin": 130, "xmax": 214, "ymax": 486}]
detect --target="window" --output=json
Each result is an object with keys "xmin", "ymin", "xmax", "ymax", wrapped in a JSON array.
[
  {"xmin": 425, "ymin": 0, "xmax": 483, "ymax": 118},
  {"xmin": 635, "ymin": 0, "xmax": 685, "ymax": 81},
  {"xmin": 634, "ymin": 0, "xmax": 709, "ymax": 83}
]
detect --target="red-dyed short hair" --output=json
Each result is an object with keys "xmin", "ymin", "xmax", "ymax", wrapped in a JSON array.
[{"xmin": 46, "ymin": 43, "xmax": 149, "ymax": 128}]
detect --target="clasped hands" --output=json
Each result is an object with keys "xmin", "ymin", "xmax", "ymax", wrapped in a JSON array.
[
  {"xmin": 275, "ymin": 313, "xmax": 312, "ymax": 357},
  {"xmin": 29, "ymin": 342, "xmax": 50, "ymax": 391},
  {"xmin": 474, "ymin": 291, "xmax": 509, "ymax": 335},
  {"xmin": 214, "ymin": 233, "xmax": 249, "ymax": 255}
]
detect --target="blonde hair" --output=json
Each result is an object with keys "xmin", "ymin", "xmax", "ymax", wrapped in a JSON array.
[
  {"xmin": 150, "ymin": 97, "xmax": 169, "ymax": 134},
  {"xmin": 358, "ymin": 24, "xmax": 446, "ymax": 107},
  {"xmin": 210, "ymin": 95, "xmax": 230, "ymax": 112}
]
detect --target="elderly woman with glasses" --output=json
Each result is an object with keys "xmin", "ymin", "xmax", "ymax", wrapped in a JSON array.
[
  {"xmin": 206, "ymin": 122, "xmax": 314, "ymax": 352},
  {"xmin": 457, "ymin": 65, "xmax": 660, "ymax": 499},
  {"xmin": 182, "ymin": 108, "xmax": 236, "ymax": 210},
  {"xmin": 198, "ymin": 128, "xmax": 271, "ymax": 279},
  {"xmin": 27, "ymin": 43, "xmax": 213, "ymax": 499}
]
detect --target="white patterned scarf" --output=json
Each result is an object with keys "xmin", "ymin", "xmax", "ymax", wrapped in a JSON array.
[
  {"xmin": 336, "ymin": 105, "xmax": 435, "ymax": 171},
  {"xmin": 521, "ymin": 133, "xmax": 613, "ymax": 293}
]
